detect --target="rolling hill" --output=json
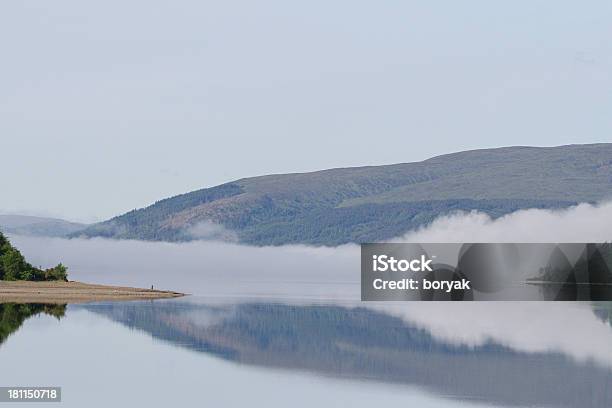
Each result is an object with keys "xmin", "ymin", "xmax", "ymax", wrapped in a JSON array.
[
  {"xmin": 75, "ymin": 143, "xmax": 612, "ymax": 245},
  {"xmin": 0, "ymin": 215, "xmax": 87, "ymax": 238}
]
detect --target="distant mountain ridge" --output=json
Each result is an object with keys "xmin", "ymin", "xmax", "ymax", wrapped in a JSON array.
[
  {"xmin": 75, "ymin": 143, "xmax": 612, "ymax": 246},
  {"xmin": 0, "ymin": 215, "xmax": 87, "ymax": 238}
]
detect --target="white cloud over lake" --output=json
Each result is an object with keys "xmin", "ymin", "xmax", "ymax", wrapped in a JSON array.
[
  {"xmin": 399, "ymin": 201, "xmax": 612, "ymax": 243},
  {"xmin": 7, "ymin": 201, "xmax": 612, "ymax": 368}
]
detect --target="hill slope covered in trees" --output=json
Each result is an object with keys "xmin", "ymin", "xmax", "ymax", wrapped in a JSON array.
[{"xmin": 75, "ymin": 143, "xmax": 612, "ymax": 246}]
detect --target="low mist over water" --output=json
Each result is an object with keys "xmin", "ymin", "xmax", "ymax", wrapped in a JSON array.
[
  {"xmin": 401, "ymin": 201, "xmax": 612, "ymax": 242},
  {"xmin": 10, "ymin": 235, "xmax": 359, "ymax": 300},
  {"xmin": 6, "ymin": 203, "xmax": 612, "ymax": 372},
  {"xmin": 10, "ymin": 201, "xmax": 612, "ymax": 297}
]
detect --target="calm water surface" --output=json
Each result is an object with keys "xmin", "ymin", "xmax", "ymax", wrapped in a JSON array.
[
  {"xmin": 1, "ymin": 298, "xmax": 612, "ymax": 407},
  {"xmin": 3, "ymin": 236, "xmax": 612, "ymax": 407}
]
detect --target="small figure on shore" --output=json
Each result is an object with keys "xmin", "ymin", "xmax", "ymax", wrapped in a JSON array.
[{"xmin": 151, "ymin": 285, "xmax": 154, "ymax": 290}]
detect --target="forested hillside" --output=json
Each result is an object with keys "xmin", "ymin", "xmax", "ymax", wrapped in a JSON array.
[{"xmin": 75, "ymin": 143, "xmax": 612, "ymax": 246}]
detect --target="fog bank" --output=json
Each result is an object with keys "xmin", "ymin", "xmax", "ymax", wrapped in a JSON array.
[
  {"xmin": 7, "ymin": 201, "xmax": 612, "ymax": 369},
  {"xmin": 400, "ymin": 201, "xmax": 612, "ymax": 243}
]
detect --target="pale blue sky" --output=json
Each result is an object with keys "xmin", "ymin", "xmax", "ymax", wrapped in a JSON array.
[{"xmin": 1, "ymin": 1, "xmax": 611, "ymax": 222}]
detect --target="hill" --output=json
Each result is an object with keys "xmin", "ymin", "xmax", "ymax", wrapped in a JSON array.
[
  {"xmin": 0, "ymin": 215, "xmax": 87, "ymax": 238},
  {"xmin": 75, "ymin": 143, "xmax": 612, "ymax": 246}
]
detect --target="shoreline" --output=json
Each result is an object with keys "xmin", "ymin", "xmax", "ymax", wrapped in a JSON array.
[{"xmin": 0, "ymin": 280, "xmax": 185, "ymax": 304}]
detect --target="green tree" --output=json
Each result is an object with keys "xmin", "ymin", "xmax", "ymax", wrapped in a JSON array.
[
  {"xmin": 45, "ymin": 264, "xmax": 68, "ymax": 281},
  {"xmin": 0, "ymin": 233, "xmax": 68, "ymax": 282},
  {"xmin": 1, "ymin": 248, "xmax": 25, "ymax": 281},
  {"xmin": 0, "ymin": 232, "xmax": 8, "ymax": 279},
  {"xmin": 19, "ymin": 269, "xmax": 34, "ymax": 281}
]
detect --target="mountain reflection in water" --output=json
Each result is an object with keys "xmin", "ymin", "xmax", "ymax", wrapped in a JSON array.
[{"xmin": 70, "ymin": 299, "xmax": 612, "ymax": 408}]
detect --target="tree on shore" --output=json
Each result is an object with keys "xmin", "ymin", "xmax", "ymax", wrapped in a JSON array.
[{"xmin": 0, "ymin": 232, "xmax": 68, "ymax": 281}]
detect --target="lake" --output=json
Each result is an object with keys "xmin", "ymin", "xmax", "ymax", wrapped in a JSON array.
[{"xmin": 2, "ymin": 236, "xmax": 612, "ymax": 407}]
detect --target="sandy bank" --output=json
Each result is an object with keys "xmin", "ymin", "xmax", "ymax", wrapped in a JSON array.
[{"xmin": 0, "ymin": 281, "xmax": 185, "ymax": 304}]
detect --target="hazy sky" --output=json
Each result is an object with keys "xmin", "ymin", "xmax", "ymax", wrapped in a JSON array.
[{"xmin": 1, "ymin": 1, "xmax": 611, "ymax": 222}]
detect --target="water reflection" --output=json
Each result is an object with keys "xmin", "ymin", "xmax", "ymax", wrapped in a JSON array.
[
  {"xmin": 0, "ymin": 303, "xmax": 66, "ymax": 345},
  {"xmin": 72, "ymin": 299, "xmax": 612, "ymax": 408}
]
